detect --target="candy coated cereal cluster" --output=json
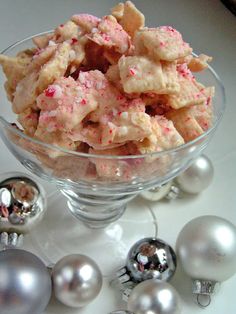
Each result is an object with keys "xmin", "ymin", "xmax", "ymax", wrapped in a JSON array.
[{"xmin": 0, "ymin": 1, "xmax": 214, "ymax": 179}]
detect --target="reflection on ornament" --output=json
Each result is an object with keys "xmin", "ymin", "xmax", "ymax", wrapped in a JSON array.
[
  {"xmin": 140, "ymin": 154, "xmax": 214, "ymax": 201},
  {"xmin": 111, "ymin": 237, "xmax": 176, "ymax": 301},
  {"xmin": 0, "ymin": 172, "xmax": 47, "ymax": 234},
  {"xmin": 0, "ymin": 249, "xmax": 51, "ymax": 314},
  {"xmin": 176, "ymin": 215, "xmax": 236, "ymax": 307},
  {"xmin": 127, "ymin": 279, "xmax": 182, "ymax": 314},
  {"xmin": 52, "ymin": 254, "xmax": 103, "ymax": 308}
]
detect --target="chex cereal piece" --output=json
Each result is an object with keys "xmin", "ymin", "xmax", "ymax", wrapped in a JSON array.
[
  {"xmin": 150, "ymin": 116, "xmax": 184, "ymax": 149},
  {"xmin": 36, "ymin": 76, "xmax": 98, "ymax": 132},
  {"xmin": 37, "ymin": 42, "xmax": 71, "ymax": 93},
  {"xmin": 33, "ymin": 33, "xmax": 54, "ymax": 49},
  {"xmin": 165, "ymin": 109, "xmax": 204, "ymax": 142},
  {"xmin": 89, "ymin": 146, "xmax": 131, "ymax": 179},
  {"xmin": 80, "ymin": 70, "xmax": 123, "ymax": 123},
  {"xmin": 13, "ymin": 42, "xmax": 71, "ymax": 113},
  {"xmin": 54, "ymin": 21, "xmax": 79, "ymax": 42},
  {"xmin": 0, "ymin": 50, "xmax": 33, "ymax": 101},
  {"xmin": 134, "ymin": 27, "xmax": 192, "ymax": 61},
  {"xmin": 105, "ymin": 64, "xmax": 124, "ymax": 92},
  {"xmin": 119, "ymin": 55, "xmax": 164, "ymax": 93},
  {"xmin": 70, "ymin": 39, "xmax": 86, "ymax": 66},
  {"xmin": 88, "ymin": 15, "xmax": 131, "ymax": 54},
  {"xmin": 160, "ymin": 61, "xmax": 180, "ymax": 94},
  {"xmin": 111, "ymin": 2, "xmax": 124, "ymax": 21},
  {"xmin": 71, "ymin": 14, "xmax": 101, "ymax": 33},
  {"xmin": 13, "ymin": 71, "xmax": 39, "ymax": 113},
  {"xmin": 102, "ymin": 111, "xmax": 152, "ymax": 146},
  {"xmin": 17, "ymin": 108, "xmax": 39, "ymax": 136},
  {"xmin": 53, "ymin": 155, "xmax": 90, "ymax": 180},
  {"xmin": 187, "ymin": 54, "xmax": 213, "ymax": 72},
  {"xmin": 26, "ymin": 45, "xmax": 57, "ymax": 73},
  {"xmin": 120, "ymin": 1, "xmax": 145, "ymax": 38},
  {"xmin": 166, "ymin": 63, "xmax": 207, "ymax": 109},
  {"xmin": 187, "ymin": 86, "xmax": 214, "ymax": 130}
]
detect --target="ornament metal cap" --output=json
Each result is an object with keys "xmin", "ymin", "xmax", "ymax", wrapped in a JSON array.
[
  {"xmin": 192, "ymin": 279, "xmax": 218, "ymax": 308},
  {"xmin": 0, "ymin": 231, "xmax": 23, "ymax": 249}
]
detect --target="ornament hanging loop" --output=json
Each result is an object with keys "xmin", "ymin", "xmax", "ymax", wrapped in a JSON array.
[{"xmin": 196, "ymin": 294, "xmax": 211, "ymax": 308}]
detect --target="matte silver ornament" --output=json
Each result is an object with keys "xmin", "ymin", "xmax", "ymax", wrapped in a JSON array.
[
  {"xmin": 176, "ymin": 215, "xmax": 236, "ymax": 306},
  {"xmin": 111, "ymin": 238, "xmax": 176, "ymax": 296},
  {"xmin": 0, "ymin": 172, "xmax": 47, "ymax": 234},
  {"xmin": 52, "ymin": 254, "xmax": 103, "ymax": 308},
  {"xmin": 140, "ymin": 155, "xmax": 214, "ymax": 202},
  {"xmin": 127, "ymin": 279, "xmax": 182, "ymax": 314},
  {"xmin": 0, "ymin": 249, "xmax": 52, "ymax": 314},
  {"xmin": 175, "ymin": 155, "xmax": 214, "ymax": 194}
]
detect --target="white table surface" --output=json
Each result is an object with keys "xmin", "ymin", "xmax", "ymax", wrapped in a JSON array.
[{"xmin": 0, "ymin": 0, "xmax": 236, "ymax": 313}]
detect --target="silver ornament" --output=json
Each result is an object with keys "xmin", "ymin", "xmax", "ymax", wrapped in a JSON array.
[
  {"xmin": 0, "ymin": 172, "xmax": 46, "ymax": 234},
  {"xmin": 140, "ymin": 155, "xmax": 214, "ymax": 202},
  {"xmin": 140, "ymin": 181, "xmax": 174, "ymax": 201},
  {"xmin": 176, "ymin": 215, "xmax": 236, "ymax": 306},
  {"xmin": 0, "ymin": 248, "xmax": 52, "ymax": 314},
  {"xmin": 111, "ymin": 238, "xmax": 176, "ymax": 295},
  {"xmin": 175, "ymin": 155, "xmax": 214, "ymax": 194},
  {"xmin": 127, "ymin": 279, "xmax": 182, "ymax": 314},
  {"xmin": 52, "ymin": 254, "xmax": 103, "ymax": 307}
]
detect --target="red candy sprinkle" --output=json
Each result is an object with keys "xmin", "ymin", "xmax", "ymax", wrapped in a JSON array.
[
  {"xmin": 129, "ymin": 68, "xmax": 137, "ymax": 76},
  {"xmin": 116, "ymin": 95, "xmax": 124, "ymax": 101},
  {"xmin": 71, "ymin": 38, "xmax": 78, "ymax": 45},
  {"xmin": 80, "ymin": 98, "xmax": 87, "ymax": 105},
  {"xmin": 45, "ymin": 86, "xmax": 56, "ymax": 97}
]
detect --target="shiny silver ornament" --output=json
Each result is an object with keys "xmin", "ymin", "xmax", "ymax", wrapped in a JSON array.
[
  {"xmin": 52, "ymin": 254, "xmax": 103, "ymax": 308},
  {"xmin": 0, "ymin": 172, "xmax": 46, "ymax": 234},
  {"xmin": 140, "ymin": 181, "xmax": 174, "ymax": 201},
  {"xmin": 111, "ymin": 238, "xmax": 176, "ymax": 297},
  {"xmin": 0, "ymin": 248, "xmax": 52, "ymax": 314},
  {"xmin": 175, "ymin": 154, "xmax": 214, "ymax": 194},
  {"xmin": 176, "ymin": 215, "xmax": 236, "ymax": 306},
  {"xmin": 127, "ymin": 279, "xmax": 182, "ymax": 314}
]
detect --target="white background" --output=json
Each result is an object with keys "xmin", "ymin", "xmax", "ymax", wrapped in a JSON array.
[{"xmin": 0, "ymin": 0, "xmax": 236, "ymax": 313}]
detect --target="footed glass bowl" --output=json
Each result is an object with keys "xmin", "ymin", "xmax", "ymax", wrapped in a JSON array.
[{"xmin": 0, "ymin": 33, "xmax": 225, "ymax": 229}]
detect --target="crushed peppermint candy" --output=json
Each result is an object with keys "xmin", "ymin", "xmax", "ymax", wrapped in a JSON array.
[
  {"xmin": 49, "ymin": 40, "xmax": 56, "ymax": 46},
  {"xmin": 118, "ymin": 126, "xmax": 128, "ymax": 136},
  {"xmin": 120, "ymin": 112, "xmax": 129, "ymax": 120},
  {"xmin": 129, "ymin": 67, "xmax": 137, "ymax": 76},
  {"xmin": 69, "ymin": 50, "xmax": 76, "ymax": 61},
  {"xmin": 71, "ymin": 38, "xmax": 78, "ymax": 45}
]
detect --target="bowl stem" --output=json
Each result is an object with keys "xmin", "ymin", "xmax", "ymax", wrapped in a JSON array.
[{"xmin": 59, "ymin": 188, "xmax": 137, "ymax": 228}]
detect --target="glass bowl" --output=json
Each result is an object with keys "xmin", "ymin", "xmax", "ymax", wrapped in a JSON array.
[{"xmin": 0, "ymin": 33, "xmax": 225, "ymax": 230}]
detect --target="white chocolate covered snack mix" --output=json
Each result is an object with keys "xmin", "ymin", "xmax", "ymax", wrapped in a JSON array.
[{"xmin": 0, "ymin": 1, "xmax": 215, "ymax": 180}]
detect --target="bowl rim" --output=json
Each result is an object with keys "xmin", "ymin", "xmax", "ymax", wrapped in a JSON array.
[{"xmin": 0, "ymin": 32, "xmax": 226, "ymax": 160}]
